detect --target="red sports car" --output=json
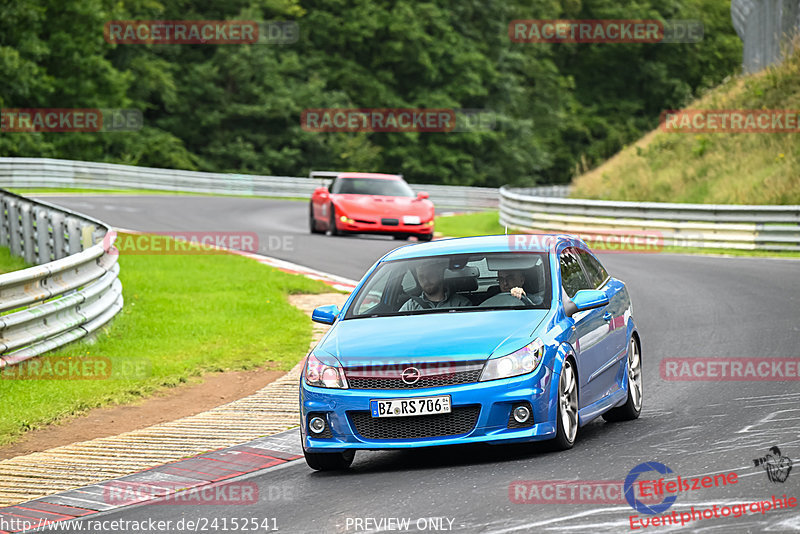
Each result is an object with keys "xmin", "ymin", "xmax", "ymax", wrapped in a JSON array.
[{"xmin": 309, "ymin": 171, "xmax": 435, "ymax": 241}]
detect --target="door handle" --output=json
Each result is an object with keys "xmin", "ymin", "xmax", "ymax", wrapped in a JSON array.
[{"xmin": 603, "ymin": 312, "xmax": 613, "ymax": 322}]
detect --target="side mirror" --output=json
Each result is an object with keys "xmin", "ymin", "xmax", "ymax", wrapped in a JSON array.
[
  {"xmin": 312, "ymin": 304, "xmax": 340, "ymax": 325},
  {"xmin": 564, "ymin": 290, "xmax": 609, "ymax": 317},
  {"xmin": 416, "ymin": 191, "xmax": 429, "ymax": 200}
]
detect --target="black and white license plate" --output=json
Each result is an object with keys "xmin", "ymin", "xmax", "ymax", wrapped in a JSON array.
[{"xmin": 370, "ymin": 396, "xmax": 451, "ymax": 418}]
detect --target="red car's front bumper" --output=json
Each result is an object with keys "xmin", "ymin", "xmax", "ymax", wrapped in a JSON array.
[{"xmin": 336, "ymin": 218, "xmax": 434, "ymax": 237}]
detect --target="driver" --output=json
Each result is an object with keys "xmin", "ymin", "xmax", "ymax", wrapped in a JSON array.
[
  {"xmin": 498, "ymin": 269, "xmax": 527, "ymax": 300},
  {"xmin": 399, "ymin": 260, "xmax": 471, "ymax": 311}
]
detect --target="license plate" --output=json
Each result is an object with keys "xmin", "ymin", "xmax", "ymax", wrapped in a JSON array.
[{"xmin": 370, "ymin": 396, "xmax": 451, "ymax": 418}]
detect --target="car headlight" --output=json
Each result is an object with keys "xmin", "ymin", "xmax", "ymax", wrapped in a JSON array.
[
  {"xmin": 304, "ymin": 352, "xmax": 348, "ymax": 389},
  {"xmin": 480, "ymin": 339, "xmax": 544, "ymax": 381}
]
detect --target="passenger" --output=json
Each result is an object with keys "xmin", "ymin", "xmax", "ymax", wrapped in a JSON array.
[
  {"xmin": 498, "ymin": 269, "xmax": 527, "ymax": 300},
  {"xmin": 399, "ymin": 260, "xmax": 471, "ymax": 311}
]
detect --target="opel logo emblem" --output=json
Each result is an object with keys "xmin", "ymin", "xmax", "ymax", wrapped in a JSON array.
[{"xmin": 401, "ymin": 367, "xmax": 421, "ymax": 385}]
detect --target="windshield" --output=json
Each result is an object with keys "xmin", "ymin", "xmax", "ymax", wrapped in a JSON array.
[
  {"xmin": 345, "ymin": 252, "xmax": 551, "ymax": 319},
  {"xmin": 331, "ymin": 178, "xmax": 415, "ymax": 197}
]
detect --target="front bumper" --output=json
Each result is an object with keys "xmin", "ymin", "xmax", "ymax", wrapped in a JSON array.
[
  {"xmin": 336, "ymin": 219, "xmax": 433, "ymax": 236},
  {"xmin": 300, "ymin": 364, "xmax": 556, "ymax": 451}
]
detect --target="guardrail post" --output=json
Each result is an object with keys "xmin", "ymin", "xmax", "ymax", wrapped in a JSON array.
[
  {"xmin": 65, "ymin": 216, "xmax": 81, "ymax": 254},
  {"xmin": 35, "ymin": 206, "xmax": 54, "ymax": 264},
  {"xmin": 19, "ymin": 202, "xmax": 36, "ymax": 265},
  {"xmin": 50, "ymin": 211, "xmax": 66, "ymax": 259},
  {"xmin": 0, "ymin": 195, "xmax": 9, "ymax": 248},
  {"xmin": 8, "ymin": 198, "xmax": 21, "ymax": 256}
]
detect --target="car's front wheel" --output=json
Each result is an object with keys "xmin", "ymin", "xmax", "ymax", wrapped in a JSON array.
[
  {"xmin": 602, "ymin": 336, "xmax": 643, "ymax": 422},
  {"xmin": 327, "ymin": 204, "xmax": 339, "ymax": 236},
  {"xmin": 551, "ymin": 358, "xmax": 578, "ymax": 450},
  {"xmin": 309, "ymin": 205, "xmax": 323, "ymax": 234},
  {"xmin": 418, "ymin": 233, "xmax": 433, "ymax": 242},
  {"xmin": 303, "ymin": 448, "xmax": 355, "ymax": 471}
]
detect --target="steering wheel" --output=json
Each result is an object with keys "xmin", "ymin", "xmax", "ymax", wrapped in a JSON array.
[{"xmin": 480, "ymin": 292, "xmax": 532, "ymax": 307}]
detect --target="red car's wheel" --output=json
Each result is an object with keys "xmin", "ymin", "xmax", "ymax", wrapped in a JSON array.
[
  {"xmin": 328, "ymin": 204, "xmax": 339, "ymax": 236},
  {"xmin": 309, "ymin": 204, "xmax": 323, "ymax": 234}
]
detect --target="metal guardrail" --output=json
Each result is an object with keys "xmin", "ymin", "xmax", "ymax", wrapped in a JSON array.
[
  {"xmin": 0, "ymin": 188, "xmax": 122, "ymax": 368},
  {"xmin": 0, "ymin": 157, "xmax": 499, "ymax": 211},
  {"xmin": 732, "ymin": 0, "xmax": 800, "ymax": 74},
  {"xmin": 500, "ymin": 186, "xmax": 800, "ymax": 251}
]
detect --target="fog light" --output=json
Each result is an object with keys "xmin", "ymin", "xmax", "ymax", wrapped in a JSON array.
[
  {"xmin": 513, "ymin": 405, "xmax": 531, "ymax": 423},
  {"xmin": 309, "ymin": 416, "xmax": 326, "ymax": 434}
]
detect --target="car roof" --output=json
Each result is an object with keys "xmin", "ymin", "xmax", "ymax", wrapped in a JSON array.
[
  {"xmin": 382, "ymin": 234, "xmax": 585, "ymax": 261},
  {"xmin": 337, "ymin": 172, "xmax": 403, "ymax": 181}
]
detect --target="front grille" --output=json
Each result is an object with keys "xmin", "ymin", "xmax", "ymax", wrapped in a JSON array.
[
  {"xmin": 348, "ymin": 406, "xmax": 480, "ymax": 440},
  {"xmin": 347, "ymin": 369, "xmax": 482, "ymax": 389},
  {"xmin": 381, "ymin": 218, "xmax": 399, "ymax": 226}
]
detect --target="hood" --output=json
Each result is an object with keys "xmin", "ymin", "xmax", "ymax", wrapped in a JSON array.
[
  {"xmin": 316, "ymin": 309, "xmax": 549, "ymax": 367},
  {"xmin": 333, "ymin": 195, "xmax": 433, "ymax": 219}
]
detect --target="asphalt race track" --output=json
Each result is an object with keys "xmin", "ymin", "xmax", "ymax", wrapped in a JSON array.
[{"xmin": 35, "ymin": 195, "xmax": 800, "ymax": 533}]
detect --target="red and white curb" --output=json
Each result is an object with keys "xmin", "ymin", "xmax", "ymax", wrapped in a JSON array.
[{"xmin": 0, "ymin": 431, "xmax": 303, "ymax": 533}]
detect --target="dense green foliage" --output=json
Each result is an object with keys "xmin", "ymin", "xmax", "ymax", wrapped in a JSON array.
[{"xmin": 0, "ymin": 0, "xmax": 741, "ymax": 187}]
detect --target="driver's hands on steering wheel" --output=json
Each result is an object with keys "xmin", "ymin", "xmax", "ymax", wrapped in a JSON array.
[{"xmin": 510, "ymin": 287, "xmax": 526, "ymax": 300}]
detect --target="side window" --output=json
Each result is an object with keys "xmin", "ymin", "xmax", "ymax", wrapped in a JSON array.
[
  {"xmin": 559, "ymin": 247, "xmax": 592, "ymax": 298},
  {"xmin": 577, "ymin": 250, "xmax": 609, "ymax": 289},
  {"xmin": 353, "ymin": 267, "xmax": 391, "ymax": 315},
  {"xmin": 401, "ymin": 270, "xmax": 418, "ymax": 293}
]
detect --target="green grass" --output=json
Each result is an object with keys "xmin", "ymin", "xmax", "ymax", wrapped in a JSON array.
[
  {"xmin": 436, "ymin": 211, "xmax": 800, "ymax": 258},
  {"xmin": 0, "ymin": 247, "xmax": 31, "ymax": 274},
  {"xmin": 570, "ymin": 46, "xmax": 800, "ymax": 204},
  {"xmin": 0, "ymin": 235, "xmax": 333, "ymax": 445},
  {"xmin": 8, "ymin": 187, "xmax": 307, "ymax": 201},
  {"xmin": 435, "ymin": 211, "xmax": 505, "ymax": 238}
]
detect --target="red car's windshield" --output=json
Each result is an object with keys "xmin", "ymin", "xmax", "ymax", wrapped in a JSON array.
[{"xmin": 332, "ymin": 178, "xmax": 415, "ymax": 197}]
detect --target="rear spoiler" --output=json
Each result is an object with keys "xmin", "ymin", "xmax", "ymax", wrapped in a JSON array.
[{"xmin": 309, "ymin": 170, "xmax": 405, "ymax": 180}]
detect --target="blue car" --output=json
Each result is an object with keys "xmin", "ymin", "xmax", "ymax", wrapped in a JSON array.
[{"xmin": 300, "ymin": 235, "xmax": 642, "ymax": 470}]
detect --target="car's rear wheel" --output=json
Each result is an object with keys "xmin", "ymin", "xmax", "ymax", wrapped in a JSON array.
[
  {"xmin": 603, "ymin": 336, "xmax": 643, "ymax": 422},
  {"xmin": 327, "ymin": 204, "xmax": 339, "ymax": 236},
  {"xmin": 303, "ymin": 448, "xmax": 355, "ymax": 471},
  {"xmin": 309, "ymin": 205, "xmax": 323, "ymax": 234},
  {"xmin": 552, "ymin": 358, "xmax": 578, "ymax": 450}
]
